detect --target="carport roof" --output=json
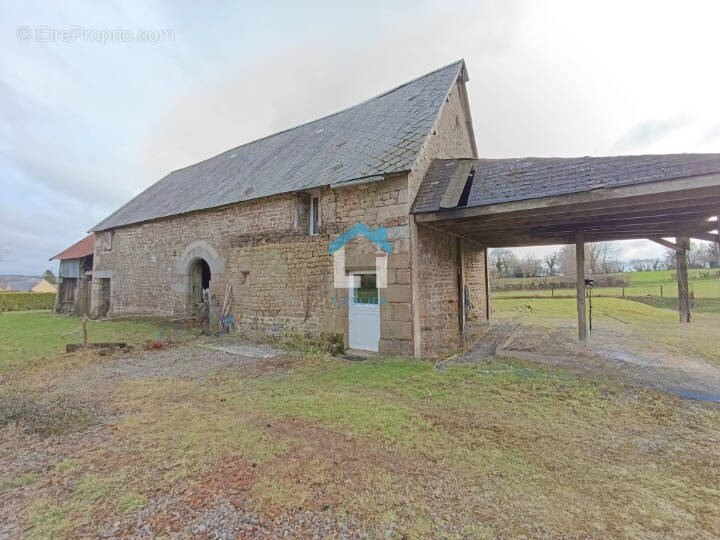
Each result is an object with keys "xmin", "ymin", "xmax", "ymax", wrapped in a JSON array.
[
  {"xmin": 412, "ymin": 154, "xmax": 720, "ymax": 213},
  {"xmin": 412, "ymin": 154, "xmax": 720, "ymax": 247}
]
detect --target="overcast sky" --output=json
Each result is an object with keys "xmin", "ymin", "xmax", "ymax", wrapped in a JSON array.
[{"xmin": 1, "ymin": 0, "xmax": 719, "ymax": 275}]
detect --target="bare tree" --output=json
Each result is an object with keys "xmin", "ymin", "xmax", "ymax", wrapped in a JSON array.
[
  {"xmin": 558, "ymin": 244, "xmax": 577, "ymax": 276},
  {"xmin": 559, "ymin": 242, "xmax": 622, "ymax": 276},
  {"xmin": 664, "ymin": 241, "xmax": 704, "ymax": 270},
  {"xmin": 631, "ymin": 259, "xmax": 652, "ymax": 272},
  {"xmin": 519, "ymin": 254, "xmax": 543, "ymax": 277},
  {"xmin": 697, "ymin": 242, "xmax": 720, "ymax": 268},
  {"xmin": 489, "ymin": 249, "xmax": 518, "ymax": 277},
  {"xmin": 585, "ymin": 243, "xmax": 602, "ymax": 274},
  {"xmin": 543, "ymin": 251, "xmax": 559, "ymax": 276},
  {"xmin": 630, "ymin": 258, "xmax": 665, "ymax": 272}
]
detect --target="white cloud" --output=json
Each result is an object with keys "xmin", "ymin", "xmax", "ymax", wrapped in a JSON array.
[{"xmin": 1, "ymin": 0, "xmax": 719, "ymax": 273}]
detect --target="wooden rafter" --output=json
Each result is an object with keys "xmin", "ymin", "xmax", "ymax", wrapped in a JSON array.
[
  {"xmin": 690, "ymin": 232, "xmax": 720, "ymax": 243},
  {"xmin": 649, "ymin": 237, "xmax": 682, "ymax": 252}
]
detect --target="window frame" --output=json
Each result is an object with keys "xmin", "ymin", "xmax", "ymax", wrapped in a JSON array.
[{"xmin": 309, "ymin": 195, "xmax": 320, "ymax": 235}]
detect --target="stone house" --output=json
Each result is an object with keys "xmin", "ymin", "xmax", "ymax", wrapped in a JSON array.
[{"xmin": 89, "ymin": 60, "xmax": 488, "ymax": 357}]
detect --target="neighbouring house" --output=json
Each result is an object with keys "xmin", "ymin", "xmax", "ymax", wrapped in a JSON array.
[
  {"xmin": 50, "ymin": 234, "xmax": 95, "ymax": 315},
  {"xmin": 31, "ymin": 279, "xmax": 57, "ymax": 293},
  {"xmin": 89, "ymin": 60, "xmax": 485, "ymax": 357},
  {"xmin": 0, "ymin": 276, "xmax": 57, "ymax": 293}
]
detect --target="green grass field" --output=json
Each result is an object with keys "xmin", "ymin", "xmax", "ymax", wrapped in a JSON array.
[
  {"xmin": 2, "ymin": 311, "xmax": 720, "ymax": 536},
  {"xmin": 492, "ymin": 296, "xmax": 720, "ymax": 365},
  {"xmin": 0, "ymin": 312, "xmax": 182, "ymax": 371},
  {"xmin": 493, "ymin": 269, "xmax": 720, "ymax": 299},
  {"xmin": 3, "ymin": 325, "xmax": 720, "ymax": 537}
]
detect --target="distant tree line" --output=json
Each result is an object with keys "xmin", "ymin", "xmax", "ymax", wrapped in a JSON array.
[{"xmin": 489, "ymin": 240, "xmax": 720, "ymax": 279}]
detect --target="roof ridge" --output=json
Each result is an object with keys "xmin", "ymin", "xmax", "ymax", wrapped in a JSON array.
[
  {"xmin": 90, "ymin": 60, "xmax": 465, "ymax": 231},
  {"xmin": 165, "ymin": 59, "xmax": 466, "ymax": 176},
  {"xmin": 469, "ymin": 152, "xmax": 720, "ymax": 162}
]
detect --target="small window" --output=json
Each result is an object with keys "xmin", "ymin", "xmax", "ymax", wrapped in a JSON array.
[
  {"xmin": 310, "ymin": 196, "xmax": 320, "ymax": 235},
  {"xmin": 353, "ymin": 273, "xmax": 378, "ymax": 304},
  {"xmin": 103, "ymin": 231, "xmax": 113, "ymax": 251}
]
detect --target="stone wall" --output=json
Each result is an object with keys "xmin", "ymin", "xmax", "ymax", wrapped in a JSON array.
[
  {"xmin": 414, "ymin": 226, "xmax": 487, "ymax": 358},
  {"xmin": 462, "ymin": 241, "xmax": 488, "ymax": 324},
  {"xmin": 91, "ymin": 193, "xmax": 298, "ymax": 318},
  {"xmin": 91, "ymin": 175, "xmax": 414, "ymax": 354},
  {"xmin": 415, "ymin": 225, "xmax": 462, "ymax": 357},
  {"xmin": 90, "ymin": 79, "xmax": 485, "ymax": 358},
  {"xmin": 406, "ymin": 79, "xmax": 481, "ymax": 357}
]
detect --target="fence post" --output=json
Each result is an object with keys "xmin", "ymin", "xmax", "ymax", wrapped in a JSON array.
[
  {"xmin": 622, "ymin": 286, "xmax": 625, "ymax": 298},
  {"xmin": 660, "ymin": 284, "xmax": 663, "ymax": 297}
]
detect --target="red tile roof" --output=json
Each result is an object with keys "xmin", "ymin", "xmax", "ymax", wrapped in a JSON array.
[{"xmin": 50, "ymin": 233, "xmax": 95, "ymax": 261}]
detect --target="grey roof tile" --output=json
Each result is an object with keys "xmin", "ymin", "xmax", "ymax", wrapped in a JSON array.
[
  {"xmin": 412, "ymin": 154, "xmax": 720, "ymax": 213},
  {"xmin": 92, "ymin": 61, "xmax": 464, "ymax": 231}
]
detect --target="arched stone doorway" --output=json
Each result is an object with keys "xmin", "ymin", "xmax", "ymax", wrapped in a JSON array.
[{"xmin": 189, "ymin": 258, "xmax": 211, "ymax": 306}]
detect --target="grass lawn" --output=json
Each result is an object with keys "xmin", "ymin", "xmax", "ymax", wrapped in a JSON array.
[
  {"xmin": 493, "ymin": 297, "xmax": 720, "ymax": 365},
  {"xmin": 2, "ymin": 312, "xmax": 720, "ymax": 537},
  {"xmin": 3, "ymin": 349, "xmax": 720, "ymax": 537},
  {"xmin": 0, "ymin": 311, "xmax": 181, "ymax": 371}
]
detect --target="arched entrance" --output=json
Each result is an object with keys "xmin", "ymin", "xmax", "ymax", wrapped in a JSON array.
[{"xmin": 189, "ymin": 258, "xmax": 211, "ymax": 306}]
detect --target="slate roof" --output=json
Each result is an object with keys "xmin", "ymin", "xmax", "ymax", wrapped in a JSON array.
[
  {"xmin": 91, "ymin": 61, "xmax": 466, "ymax": 231},
  {"xmin": 50, "ymin": 234, "xmax": 95, "ymax": 261},
  {"xmin": 412, "ymin": 154, "xmax": 720, "ymax": 213}
]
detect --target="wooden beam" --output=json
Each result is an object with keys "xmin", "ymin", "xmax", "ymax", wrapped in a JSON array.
[
  {"xmin": 576, "ymin": 229, "xmax": 587, "ymax": 341},
  {"xmin": 414, "ymin": 173, "xmax": 720, "ymax": 224},
  {"xmin": 650, "ymin": 237, "xmax": 681, "ymax": 252},
  {"xmin": 440, "ymin": 227, "xmax": 714, "ymax": 247},
  {"xmin": 690, "ymin": 232, "xmax": 720, "ymax": 243},
  {"xmin": 677, "ymin": 236, "xmax": 691, "ymax": 323},
  {"xmin": 452, "ymin": 204, "xmax": 720, "ymax": 232}
]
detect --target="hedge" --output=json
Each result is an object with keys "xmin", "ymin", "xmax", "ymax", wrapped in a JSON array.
[
  {"xmin": 0, "ymin": 292, "xmax": 56, "ymax": 312},
  {"xmin": 492, "ymin": 274, "xmax": 629, "ymax": 291}
]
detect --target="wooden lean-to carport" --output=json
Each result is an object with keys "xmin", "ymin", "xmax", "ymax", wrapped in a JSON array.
[{"xmin": 412, "ymin": 154, "xmax": 720, "ymax": 340}]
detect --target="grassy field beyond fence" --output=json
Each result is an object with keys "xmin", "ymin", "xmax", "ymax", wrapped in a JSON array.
[{"xmin": 493, "ymin": 269, "xmax": 720, "ymax": 299}]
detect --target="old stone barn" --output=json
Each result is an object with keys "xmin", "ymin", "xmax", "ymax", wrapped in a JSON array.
[
  {"xmin": 89, "ymin": 60, "xmax": 720, "ymax": 357},
  {"xmin": 90, "ymin": 61, "xmax": 486, "ymax": 357}
]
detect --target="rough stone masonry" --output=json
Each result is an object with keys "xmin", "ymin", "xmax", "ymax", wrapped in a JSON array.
[{"xmin": 90, "ymin": 63, "xmax": 489, "ymax": 357}]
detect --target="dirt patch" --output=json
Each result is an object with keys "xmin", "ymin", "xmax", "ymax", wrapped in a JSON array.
[
  {"xmin": 4, "ymin": 335, "xmax": 720, "ymax": 538},
  {"xmin": 493, "ymin": 323, "xmax": 720, "ymax": 401}
]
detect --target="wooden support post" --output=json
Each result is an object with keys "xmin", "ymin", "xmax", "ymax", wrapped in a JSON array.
[
  {"xmin": 576, "ymin": 230, "xmax": 587, "ymax": 340},
  {"xmin": 457, "ymin": 238, "xmax": 465, "ymax": 341},
  {"xmin": 676, "ymin": 236, "xmax": 691, "ymax": 323},
  {"xmin": 81, "ymin": 313, "xmax": 89, "ymax": 347},
  {"xmin": 484, "ymin": 247, "xmax": 491, "ymax": 320}
]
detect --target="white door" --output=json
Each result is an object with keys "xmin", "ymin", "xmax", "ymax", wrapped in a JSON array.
[{"xmin": 348, "ymin": 272, "xmax": 380, "ymax": 351}]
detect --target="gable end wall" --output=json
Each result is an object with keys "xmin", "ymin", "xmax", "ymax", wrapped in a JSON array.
[{"xmin": 407, "ymin": 80, "xmax": 487, "ymax": 357}]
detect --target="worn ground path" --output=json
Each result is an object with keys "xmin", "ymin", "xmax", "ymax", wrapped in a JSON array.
[{"xmin": 464, "ymin": 316, "xmax": 720, "ymax": 402}]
